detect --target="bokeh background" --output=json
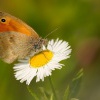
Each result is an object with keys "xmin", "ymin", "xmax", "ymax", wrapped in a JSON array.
[{"xmin": 0, "ymin": 0, "xmax": 100, "ymax": 100}]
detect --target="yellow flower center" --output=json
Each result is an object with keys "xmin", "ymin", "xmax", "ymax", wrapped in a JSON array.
[{"xmin": 30, "ymin": 50, "xmax": 53, "ymax": 68}]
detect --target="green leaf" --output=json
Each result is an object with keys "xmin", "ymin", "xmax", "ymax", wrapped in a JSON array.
[
  {"xmin": 50, "ymin": 94, "xmax": 54, "ymax": 100},
  {"xmin": 27, "ymin": 86, "xmax": 39, "ymax": 100},
  {"xmin": 72, "ymin": 68, "xmax": 83, "ymax": 81},
  {"xmin": 39, "ymin": 87, "xmax": 49, "ymax": 100},
  {"xmin": 71, "ymin": 98, "xmax": 79, "ymax": 100},
  {"xmin": 63, "ymin": 85, "xmax": 70, "ymax": 100}
]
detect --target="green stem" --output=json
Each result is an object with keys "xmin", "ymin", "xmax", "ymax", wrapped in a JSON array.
[
  {"xmin": 49, "ymin": 76, "xmax": 58, "ymax": 100},
  {"xmin": 27, "ymin": 85, "xmax": 39, "ymax": 100}
]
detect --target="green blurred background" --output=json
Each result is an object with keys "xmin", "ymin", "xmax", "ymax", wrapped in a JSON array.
[{"xmin": 0, "ymin": 0, "xmax": 100, "ymax": 100}]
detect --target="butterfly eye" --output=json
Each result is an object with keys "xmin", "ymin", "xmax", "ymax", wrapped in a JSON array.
[{"xmin": 1, "ymin": 18, "xmax": 6, "ymax": 22}]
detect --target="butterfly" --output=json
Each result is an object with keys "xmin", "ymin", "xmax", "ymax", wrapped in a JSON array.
[{"xmin": 0, "ymin": 12, "xmax": 47, "ymax": 63}]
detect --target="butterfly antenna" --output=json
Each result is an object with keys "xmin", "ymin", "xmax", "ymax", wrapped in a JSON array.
[{"xmin": 44, "ymin": 27, "xmax": 59, "ymax": 38}]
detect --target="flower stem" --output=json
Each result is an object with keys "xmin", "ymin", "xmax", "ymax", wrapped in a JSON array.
[
  {"xmin": 49, "ymin": 76, "xmax": 58, "ymax": 100},
  {"xmin": 27, "ymin": 85, "xmax": 39, "ymax": 100}
]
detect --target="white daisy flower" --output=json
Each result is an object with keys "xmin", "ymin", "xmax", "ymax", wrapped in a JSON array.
[{"xmin": 13, "ymin": 39, "xmax": 71, "ymax": 85}]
